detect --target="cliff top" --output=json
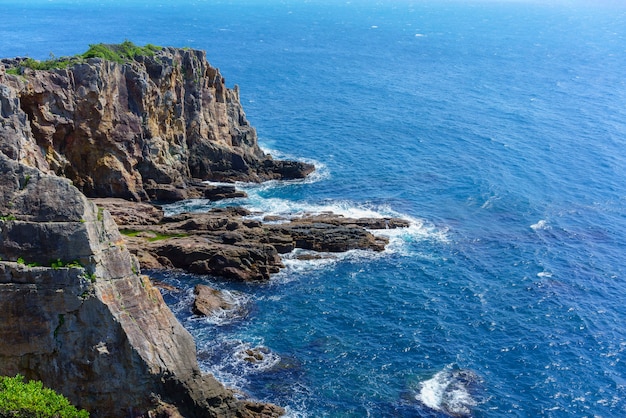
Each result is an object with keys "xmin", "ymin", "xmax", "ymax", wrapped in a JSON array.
[
  {"xmin": 4, "ymin": 41, "xmax": 163, "ymax": 73},
  {"xmin": 1, "ymin": 41, "xmax": 314, "ymax": 201}
]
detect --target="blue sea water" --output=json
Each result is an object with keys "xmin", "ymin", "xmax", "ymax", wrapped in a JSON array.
[{"xmin": 3, "ymin": 0, "xmax": 626, "ymax": 416}]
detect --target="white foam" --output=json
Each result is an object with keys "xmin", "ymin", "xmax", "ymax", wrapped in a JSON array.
[
  {"xmin": 162, "ymin": 164, "xmax": 447, "ymax": 260},
  {"xmin": 416, "ymin": 365, "xmax": 479, "ymax": 416},
  {"xmin": 198, "ymin": 338, "xmax": 281, "ymax": 389},
  {"xmin": 241, "ymin": 195, "xmax": 447, "ymax": 245},
  {"xmin": 282, "ymin": 407, "xmax": 309, "ymax": 418},
  {"xmin": 256, "ymin": 146, "xmax": 330, "ymax": 186},
  {"xmin": 537, "ymin": 271, "xmax": 553, "ymax": 278},
  {"xmin": 531, "ymin": 219, "xmax": 549, "ymax": 230},
  {"xmin": 232, "ymin": 342, "xmax": 281, "ymax": 373},
  {"xmin": 190, "ymin": 289, "xmax": 251, "ymax": 326},
  {"xmin": 272, "ymin": 248, "xmax": 398, "ymax": 284}
]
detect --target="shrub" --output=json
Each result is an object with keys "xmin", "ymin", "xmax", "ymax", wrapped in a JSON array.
[
  {"xmin": 81, "ymin": 41, "xmax": 161, "ymax": 63},
  {"xmin": 0, "ymin": 375, "xmax": 89, "ymax": 417},
  {"xmin": 9, "ymin": 41, "xmax": 163, "ymax": 72}
]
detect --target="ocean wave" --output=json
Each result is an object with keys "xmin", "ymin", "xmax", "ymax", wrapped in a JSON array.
[
  {"xmin": 199, "ymin": 339, "xmax": 281, "ymax": 388},
  {"xmin": 416, "ymin": 365, "xmax": 481, "ymax": 417},
  {"xmin": 162, "ymin": 169, "xmax": 447, "ymax": 275},
  {"xmin": 530, "ymin": 219, "xmax": 549, "ymax": 230},
  {"xmin": 189, "ymin": 289, "xmax": 252, "ymax": 326},
  {"xmin": 256, "ymin": 145, "xmax": 331, "ymax": 185},
  {"xmin": 274, "ymin": 248, "xmax": 381, "ymax": 282}
]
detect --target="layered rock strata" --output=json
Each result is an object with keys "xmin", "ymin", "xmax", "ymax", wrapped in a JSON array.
[
  {"xmin": 0, "ymin": 45, "xmax": 407, "ymax": 417},
  {"xmin": 94, "ymin": 198, "xmax": 410, "ymax": 282},
  {"xmin": 0, "ymin": 154, "xmax": 283, "ymax": 417},
  {"xmin": 0, "ymin": 48, "xmax": 298, "ymax": 417},
  {"xmin": 1, "ymin": 47, "xmax": 313, "ymax": 202}
]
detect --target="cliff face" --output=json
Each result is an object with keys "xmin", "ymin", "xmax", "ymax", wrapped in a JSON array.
[
  {"xmin": 1, "ymin": 47, "xmax": 313, "ymax": 201},
  {"xmin": 0, "ymin": 51, "xmax": 286, "ymax": 417},
  {"xmin": 0, "ymin": 155, "xmax": 282, "ymax": 418}
]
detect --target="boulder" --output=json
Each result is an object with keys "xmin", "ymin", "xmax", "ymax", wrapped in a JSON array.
[{"xmin": 192, "ymin": 284, "xmax": 235, "ymax": 316}]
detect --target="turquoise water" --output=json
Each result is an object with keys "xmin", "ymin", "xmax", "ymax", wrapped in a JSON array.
[{"xmin": 3, "ymin": 1, "xmax": 626, "ymax": 416}]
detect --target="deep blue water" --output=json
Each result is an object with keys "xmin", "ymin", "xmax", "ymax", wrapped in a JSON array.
[{"xmin": 3, "ymin": 1, "xmax": 626, "ymax": 416}]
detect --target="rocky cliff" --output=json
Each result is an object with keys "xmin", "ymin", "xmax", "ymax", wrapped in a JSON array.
[
  {"xmin": 0, "ymin": 47, "xmax": 294, "ymax": 417},
  {"xmin": 1, "ymin": 46, "xmax": 313, "ymax": 202}
]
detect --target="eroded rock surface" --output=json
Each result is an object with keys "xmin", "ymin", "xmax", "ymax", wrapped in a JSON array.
[
  {"xmin": 95, "ymin": 199, "xmax": 410, "ymax": 281},
  {"xmin": 1, "ymin": 47, "xmax": 313, "ymax": 202},
  {"xmin": 193, "ymin": 284, "xmax": 235, "ymax": 316},
  {"xmin": 0, "ymin": 63, "xmax": 284, "ymax": 417}
]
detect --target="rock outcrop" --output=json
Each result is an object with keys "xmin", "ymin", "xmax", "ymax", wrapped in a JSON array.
[
  {"xmin": 95, "ymin": 199, "xmax": 410, "ymax": 281},
  {"xmin": 0, "ymin": 154, "xmax": 283, "ymax": 417},
  {"xmin": 0, "ymin": 44, "xmax": 408, "ymax": 417},
  {"xmin": 1, "ymin": 47, "xmax": 313, "ymax": 202},
  {"xmin": 0, "ymin": 49, "xmax": 292, "ymax": 417},
  {"xmin": 192, "ymin": 284, "xmax": 236, "ymax": 317}
]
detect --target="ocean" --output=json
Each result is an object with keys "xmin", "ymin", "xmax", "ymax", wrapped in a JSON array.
[{"xmin": 2, "ymin": 0, "xmax": 626, "ymax": 416}]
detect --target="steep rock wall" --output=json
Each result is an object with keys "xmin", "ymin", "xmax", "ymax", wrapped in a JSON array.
[
  {"xmin": 0, "ymin": 60, "xmax": 283, "ymax": 417},
  {"xmin": 1, "ymin": 47, "xmax": 313, "ymax": 201}
]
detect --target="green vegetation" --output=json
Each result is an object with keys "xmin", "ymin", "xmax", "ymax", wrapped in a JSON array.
[
  {"xmin": 82, "ymin": 41, "xmax": 161, "ymax": 63},
  {"xmin": 50, "ymin": 259, "xmax": 83, "ymax": 269},
  {"xmin": 0, "ymin": 214, "xmax": 16, "ymax": 222},
  {"xmin": 80, "ymin": 271, "xmax": 97, "ymax": 283},
  {"xmin": 19, "ymin": 175, "xmax": 31, "ymax": 190},
  {"xmin": 54, "ymin": 314, "xmax": 65, "ymax": 338},
  {"xmin": 7, "ymin": 41, "xmax": 162, "ymax": 73},
  {"xmin": 120, "ymin": 229, "xmax": 141, "ymax": 237},
  {"xmin": 0, "ymin": 375, "xmax": 89, "ymax": 418},
  {"xmin": 120, "ymin": 229, "xmax": 188, "ymax": 242}
]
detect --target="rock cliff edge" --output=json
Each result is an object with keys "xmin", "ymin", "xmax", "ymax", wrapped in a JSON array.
[
  {"xmin": 1, "ymin": 46, "xmax": 313, "ymax": 202},
  {"xmin": 0, "ymin": 46, "xmax": 294, "ymax": 417}
]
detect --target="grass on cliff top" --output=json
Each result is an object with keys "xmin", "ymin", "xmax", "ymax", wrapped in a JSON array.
[
  {"xmin": 120, "ymin": 229, "xmax": 188, "ymax": 242},
  {"xmin": 7, "ymin": 41, "xmax": 162, "ymax": 73},
  {"xmin": 0, "ymin": 375, "xmax": 89, "ymax": 417}
]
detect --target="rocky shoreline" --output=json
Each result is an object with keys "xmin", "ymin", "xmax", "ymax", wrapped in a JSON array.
[
  {"xmin": 94, "ymin": 197, "xmax": 410, "ymax": 282},
  {"xmin": 0, "ymin": 44, "xmax": 409, "ymax": 417}
]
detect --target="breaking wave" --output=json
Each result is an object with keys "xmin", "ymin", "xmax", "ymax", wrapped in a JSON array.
[{"xmin": 416, "ymin": 365, "xmax": 481, "ymax": 417}]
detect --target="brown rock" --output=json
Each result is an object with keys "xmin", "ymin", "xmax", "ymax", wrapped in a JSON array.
[
  {"xmin": 192, "ymin": 284, "xmax": 234, "ymax": 316},
  {"xmin": 109, "ymin": 201, "xmax": 408, "ymax": 281},
  {"xmin": 91, "ymin": 197, "xmax": 164, "ymax": 225},
  {"xmin": 2, "ymin": 47, "xmax": 314, "ymax": 202},
  {"xmin": 0, "ymin": 152, "xmax": 283, "ymax": 417}
]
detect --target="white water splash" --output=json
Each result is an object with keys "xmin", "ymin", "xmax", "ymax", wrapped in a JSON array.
[
  {"xmin": 416, "ymin": 365, "xmax": 480, "ymax": 417},
  {"xmin": 530, "ymin": 219, "xmax": 549, "ymax": 230}
]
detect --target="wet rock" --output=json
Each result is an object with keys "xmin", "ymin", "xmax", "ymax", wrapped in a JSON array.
[
  {"xmin": 242, "ymin": 347, "xmax": 270, "ymax": 363},
  {"xmin": 96, "ymin": 198, "xmax": 409, "ymax": 281},
  {"xmin": 192, "ymin": 284, "xmax": 235, "ymax": 316}
]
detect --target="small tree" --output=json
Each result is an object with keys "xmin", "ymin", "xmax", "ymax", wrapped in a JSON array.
[{"xmin": 0, "ymin": 375, "xmax": 89, "ymax": 417}]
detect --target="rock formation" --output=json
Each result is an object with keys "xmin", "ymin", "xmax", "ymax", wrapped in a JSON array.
[
  {"xmin": 192, "ymin": 284, "xmax": 236, "ymax": 317},
  {"xmin": 1, "ymin": 47, "xmax": 313, "ymax": 202},
  {"xmin": 95, "ymin": 199, "xmax": 410, "ymax": 282},
  {"xmin": 0, "ymin": 152, "xmax": 283, "ymax": 417},
  {"xmin": 0, "ymin": 47, "xmax": 299, "ymax": 417},
  {"xmin": 0, "ymin": 44, "xmax": 409, "ymax": 417}
]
